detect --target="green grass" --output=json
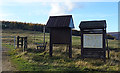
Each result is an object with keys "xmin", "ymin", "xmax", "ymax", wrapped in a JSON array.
[{"xmin": 2, "ymin": 29, "xmax": 120, "ymax": 71}]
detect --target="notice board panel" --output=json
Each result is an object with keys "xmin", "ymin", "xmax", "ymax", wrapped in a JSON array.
[{"xmin": 83, "ymin": 34, "xmax": 103, "ymax": 48}]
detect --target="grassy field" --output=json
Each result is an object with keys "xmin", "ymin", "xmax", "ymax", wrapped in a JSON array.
[{"xmin": 2, "ymin": 29, "xmax": 120, "ymax": 71}]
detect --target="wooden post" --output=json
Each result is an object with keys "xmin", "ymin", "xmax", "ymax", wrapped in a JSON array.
[
  {"xmin": 107, "ymin": 38, "xmax": 110, "ymax": 59},
  {"xmin": 49, "ymin": 30, "xmax": 52, "ymax": 57},
  {"xmin": 50, "ymin": 43, "xmax": 53, "ymax": 57},
  {"xmin": 81, "ymin": 31, "xmax": 83, "ymax": 59},
  {"xmin": 24, "ymin": 37, "xmax": 27, "ymax": 50},
  {"xmin": 26, "ymin": 37, "xmax": 27, "ymax": 49},
  {"xmin": 69, "ymin": 29, "xmax": 72, "ymax": 58},
  {"xmin": 17, "ymin": 36, "xmax": 19, "ymax": 48},
  {"xmin": 103, "ymin": 29, "xmax": 106, "ymax": 62},
  {"xmin": 69, "ymin": 43, "xmax": 72, "ymax": 58},
  {"xmin": 21, "ymin": 37, "xmax": 23, "ymax": 48}
]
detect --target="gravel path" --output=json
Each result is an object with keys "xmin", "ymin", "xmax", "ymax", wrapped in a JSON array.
[{"xmin": 2, "ymin": 47, "xmax": 17, "ymax": 71}]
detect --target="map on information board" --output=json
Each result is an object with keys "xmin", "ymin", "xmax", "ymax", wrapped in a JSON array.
[{"xmin": 83, "ymin": 34, "xmax": 103, "ymax": 48}]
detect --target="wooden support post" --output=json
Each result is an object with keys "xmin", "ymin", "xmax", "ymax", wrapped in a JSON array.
[
  {"xmin": 21, "ymin": 37, "xmax": 23, "ymax": 48},
  {"xmin": 49, "ymin": 43, "xmax": 53, "ymax": 57},
  {"xmin": 17, "ymin": 36, "xmax": 19, "ymax": 48},
  {"xmin": 69, "ymin": 29, "xmax": 72, "ymax": 58},
  {"xmin": 69, "ymin": 43, "xmax": 72, "ymax": 58},
  {"xmin": 24, "ymin": 37, "xmax": 27, "ymax": 51},
  {"xmin": 81, "ymin": 31, "xmax": 83, "ymax": 59},
  {"xmin": 49, "ymin": 30, "xmax": 52, "ymax": 57},
  {"xmin": 103, "ymin": 29, "xmax": 106, "ymax": 62}
]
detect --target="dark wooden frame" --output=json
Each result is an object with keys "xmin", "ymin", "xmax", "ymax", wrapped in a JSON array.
[
  {"xmin": 49, "ymin": 28, "xmax": 72, "ymax": 58},
  {"xmin": 17, "ymin": 36, "xmax": 27, "ymax": 50},
  {"xmin": 81, "ymin": 28, "xmax": 106, "ymax": 61}
]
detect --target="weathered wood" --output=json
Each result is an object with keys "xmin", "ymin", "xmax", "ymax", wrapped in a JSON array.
[
  {"xmin": 24, "ymin": 37, "xmax": 27, "ymax": 49},
  {"xmin": 103, "ymin": 29, "xmax": 106, "ymax": 61},
  {"xmin": 49, "ymin": 30, "xmax": 53, "ymax": 57},
  {"xmin": 17, "ymin": 36, "xmax": 19, "ymax": 48},
  {"xmin": 79, "ymin": 20, "xmax": 107, "ymax": 61},
  {"xmin": 17, "ymin": 36, "xmax": 27, "ymax": 51},
  {"xmin": 69, "ymin": 29, "xmax": 72, "ymax": 58},
  {"xmin": 21, "ymin": 37, "xmax": 23, "ymax": 48},
  {"xmin": 51, "ymin": 28, "xmax": 71, "ymax": 44},
  {"xmin": 46, "ymin": 15, "xmax": 74, "ymax": 58},
  {"xmin": 81, "ymin": 31, "xmax": 83, "ymax": 58},
  {"xmin": 50, "ymin": 43, "xmax": 53, "ymax": 57}
]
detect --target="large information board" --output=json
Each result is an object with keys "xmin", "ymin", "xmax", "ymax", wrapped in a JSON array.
[{"xmin": 83, "ymin": 34, "xmax": 103, "ymax": 48}]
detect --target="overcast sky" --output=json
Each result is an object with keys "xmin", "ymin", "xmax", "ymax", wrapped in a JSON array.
[{"xmin": 0, "ymin": 0, "xmax": 119, "ymax": 32}]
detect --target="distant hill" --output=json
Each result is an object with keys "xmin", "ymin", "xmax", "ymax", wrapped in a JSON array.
[
  {"xmin": 1, "ymin": 20, "xmax": 81, "ymax": 36},
  {"xmin": 107, "ymin": 32, "xmax": 120, "ymax": 40}
]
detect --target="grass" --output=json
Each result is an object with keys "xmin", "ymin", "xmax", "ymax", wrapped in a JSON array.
[{"xmin": 2, "ymin": 29, "xmax": 120, "ymax": 71}]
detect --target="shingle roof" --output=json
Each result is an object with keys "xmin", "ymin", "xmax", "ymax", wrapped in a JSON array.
[
  {"xmin": 79, "ymin": 20, "xmax": 106, "ymax": 30},
  {"xmin": 46, "ymin": 15, "xmax": 74, "ymax": 28}
]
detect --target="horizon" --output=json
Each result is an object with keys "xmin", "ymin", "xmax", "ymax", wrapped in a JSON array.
[
  {"xmin": 0, "ymin": 0, "xmax": 119, "ymax": 32},
  {"xmin": 1, "ymin": 20, "xmax": 120, "ymax": 33}
]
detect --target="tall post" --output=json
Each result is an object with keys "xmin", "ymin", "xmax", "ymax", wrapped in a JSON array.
[
  {"xmin": 69, "ymin": 29, "xmax": 72, "ymax": 58},
  {"xmin": 49, "ymin": 30, "xmax": 52, "ymax": 57},
  {"xmin": 17, "ymin": 36, "xmax": 19, "ymax": 48},
  {"xmin": 21, "ymin": 37, "xmax": 23, "ymax": 48},
  {"xmin": 24, "ymin": 37, "xmax": 27, "ymax": 51},
  {"xmin": 81, "ymin": 30, "xmax": 83, "ymax": 59},
  {"xmin": 103, "ymin": 29, "xmax": 106, "ymax": 62}
]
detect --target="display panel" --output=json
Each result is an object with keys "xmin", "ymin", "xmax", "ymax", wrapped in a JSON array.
[{"xmin": 83, "ymin": 34, "xmax": 103, "ymax": 48}]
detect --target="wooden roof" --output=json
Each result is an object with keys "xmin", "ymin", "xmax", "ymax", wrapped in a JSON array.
[
  {"xmin": 79, "ymin": 20, "xmax": 106, "ymax": 30},
  {"xmin": 46, "ymin": 15, "xmax": 74, "ymax": 28}
]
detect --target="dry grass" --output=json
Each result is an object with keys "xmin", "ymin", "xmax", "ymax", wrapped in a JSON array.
[{"xmin": 2, "ymin": 29, "xmax": 120, "ymax": 71}]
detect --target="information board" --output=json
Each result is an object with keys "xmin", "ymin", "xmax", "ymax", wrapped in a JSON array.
[{"xmin": 83, "ymin": 34, "xmax": 103, "ymax": 48}]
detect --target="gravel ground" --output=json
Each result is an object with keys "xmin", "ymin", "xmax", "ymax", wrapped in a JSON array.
[{"xmin": 2, "ymin": 47, "xmax": 17, "ymax": 72}]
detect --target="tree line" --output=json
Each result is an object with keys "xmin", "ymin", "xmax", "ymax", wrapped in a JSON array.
[
  {"xmin": 1, "ymin": 21, "xmax": 81, "ymax": 36},
  {"xmin": 2, "ymin": 21, "xmax": 47, "ymax": 32}
]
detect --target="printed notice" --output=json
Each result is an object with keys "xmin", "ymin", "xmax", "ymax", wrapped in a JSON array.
[{"xmin": 83, "ymin": 34, "xmax": 103, "ymax": 48}]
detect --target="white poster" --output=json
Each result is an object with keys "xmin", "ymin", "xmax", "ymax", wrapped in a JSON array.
[{"xmin": 83, "ymin": 34, "xmax": 103, "ymax": 48}]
